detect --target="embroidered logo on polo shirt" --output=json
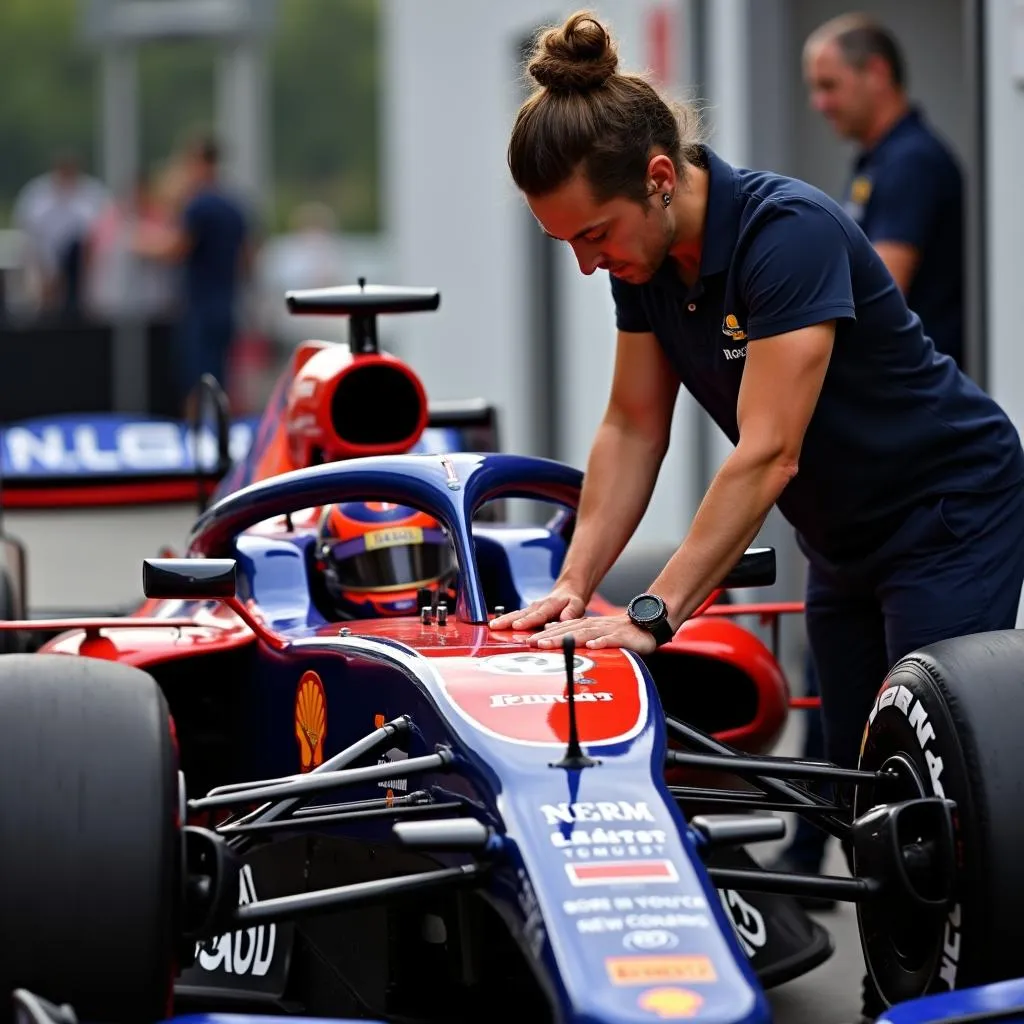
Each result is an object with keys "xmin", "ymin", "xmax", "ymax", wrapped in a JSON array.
[
  {"xmin": 722, "ymin": 313, "xmax": 747, "ymax": 341},
  {"xmin": 849, "ymin": 175, "xmax": 872, "ymax": 206}
]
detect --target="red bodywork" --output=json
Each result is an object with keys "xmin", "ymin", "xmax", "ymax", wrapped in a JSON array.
[{"xmin": 2, "ymin": 338, "xmax": 810, "ymax": 762}]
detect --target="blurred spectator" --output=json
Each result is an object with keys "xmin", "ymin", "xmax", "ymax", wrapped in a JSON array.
[
  {"xmin": 12, "ymin": 151, "xmax": 109, "ymax": 318},
  {"xmin": 804, "ymin": 13, "xmax": 965, "ymax": 369},
  {"xmin": 256, "ymin": 200, "xmax": 348, "ymax": 351},
  {"xmin": 84, "ymin": 171, "xmax": 178, "ymax": 324},
  {"xmin": 136, "ymin": 134, "xmax": 252, "ymax": 415},
  {"xmin": 771, "ymin": 14, "xmax": 969, "ymax": 901}
]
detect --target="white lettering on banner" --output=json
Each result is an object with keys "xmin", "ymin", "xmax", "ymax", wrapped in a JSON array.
[
  {"xmin": 196, "ymin": 864, "xmax": 277, "ymax": 976},
  {"xmin": 564, "ymin": 897, "xmax": 614, "ymax": 915},
  {"xmin": 5, "ymin": 426, "xmax": 67, "ymax": 472},
  {"xmin": 117, "ymin": 422, "xmax": 187, "ymax": 470},
  {"xmin": 563, "ymin": 894, "xmax": 708, "ymax": 916},
  {"xmin": 719, "ymin": 889, "xmax": 766, "ymax": 958},
  {"xmin": 866, "ymin": 683, "xmax": 959, "ymax": 987},
  {"xmin": 550, "ymin": 828, "xmax": 668, "ymax": 848},
  {"xmin": 3, "ymin": 422, "xmax": 254, "ymax": 475},
  {"xmin": 542, "ymin": 802, "xmax": 656, "ymax": 826},
  {"xmin": 577, "ymin": 913, "xmax": 709, "ymax": 935},
  {"xmin": 377, "ymin": 748, "xmax": 408, "ymax": 792},
  {"xmin": 490, "ymin": 691, "xmax": 612, "ymax": 708},
  {"xmin": 76, "ymin": 426, "xmax": 121, "ymax": 471},
  {"xmin": 578, "ymin": 916, "xmax": 625, "ymax": 933},
  {"xmin": 623, "ymin": 929, "xmax": 679, "ymax": 951}
]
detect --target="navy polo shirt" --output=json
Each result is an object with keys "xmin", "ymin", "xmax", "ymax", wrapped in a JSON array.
[
  {"xmin": 182, "ymin": 186, "xmax": 249, "ymax": 317},
  {"xmin": 844, "ymin": 108, "xmax": 964, "ymax": 367},
  {"xmin": 610, "ymin": 147, "xmax": 1023, "ymax": 563}
]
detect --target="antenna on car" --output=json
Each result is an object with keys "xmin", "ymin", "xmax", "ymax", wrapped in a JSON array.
[{"xmin": 551, "ymin": 635, "xmax": 597, "ymax": 770}]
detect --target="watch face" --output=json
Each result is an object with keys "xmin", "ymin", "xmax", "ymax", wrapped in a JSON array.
[{"xmin": 630, "ymin": 595, "xmax": 664, "ymax": 624}]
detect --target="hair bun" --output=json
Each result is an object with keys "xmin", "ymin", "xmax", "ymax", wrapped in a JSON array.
[{"xmin": 529, "ymin": 10, "xmax": 618, "ymax": 92}]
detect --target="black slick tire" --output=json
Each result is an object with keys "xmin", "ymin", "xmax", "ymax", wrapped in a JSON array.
[
  {"xmin": 854, "ymin": 630, "xmax": 1024, "ymax": 1013},
  {"xmin": 0, "ymin": 654, "xmax": 180, "ymax": 1023}
]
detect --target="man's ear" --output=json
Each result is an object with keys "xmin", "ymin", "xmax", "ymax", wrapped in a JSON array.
[
  {"xmin": 865, "ymin": 52, "xmax": 895, "ymax": 88},
  {"xmin": 647, "ymin": 153, "xmax": 678, "ymax": 195}
]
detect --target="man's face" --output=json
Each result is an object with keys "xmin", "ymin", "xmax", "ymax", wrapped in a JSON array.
[
  {"xmin": 804, "ymin": 39, "xmax": 875, "ymax": 142},
  {"xmin": 525, "ymin": 170, "xmax": 672, "ymax": 285}
]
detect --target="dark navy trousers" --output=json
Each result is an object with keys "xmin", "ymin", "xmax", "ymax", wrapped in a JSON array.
[{"xmin": 803, "ymin": 483, "xmax": 1024, "ymax": 773}]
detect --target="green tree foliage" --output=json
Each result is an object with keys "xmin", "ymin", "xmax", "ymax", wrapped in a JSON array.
[
  {"xmin": 271, "ymin": 0, "xmax": 380, "ymax": 233},
  {"xmin": 0, "ymin": 0, "xmax": 98, "ymax": 215},
  {"xmin": 0, "ymin": 0, "xmax": 381, "ymax": 233}
]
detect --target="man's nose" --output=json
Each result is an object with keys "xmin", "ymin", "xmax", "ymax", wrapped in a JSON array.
[{"xmin": 573, "ymin": 245, "xmax": 601, "ymax": 276}]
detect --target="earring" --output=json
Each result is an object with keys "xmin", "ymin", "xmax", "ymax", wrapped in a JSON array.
[{"xmin": 662, "ymin": 192, "xmax": 672, "ymax": 208}]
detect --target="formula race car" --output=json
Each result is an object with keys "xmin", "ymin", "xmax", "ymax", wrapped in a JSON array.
[{"xmin": 2, "ymin": 284, "xmax": 1023, "ymax": 1024}]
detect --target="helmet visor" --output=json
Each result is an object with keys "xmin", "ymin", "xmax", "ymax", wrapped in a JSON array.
[{"xmin": 327, "ymin": 528, "xmax": 455, "ymax": 591}]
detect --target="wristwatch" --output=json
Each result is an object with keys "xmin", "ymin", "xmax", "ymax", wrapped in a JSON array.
[{"xmin": 626, "ymin": 593, "xmax": 674, "ymax": 647}]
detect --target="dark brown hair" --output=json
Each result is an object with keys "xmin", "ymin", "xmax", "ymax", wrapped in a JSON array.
[
  {"xmin": 806, "ymin": 13, "xmax": 907, "ymax": 89},
  {"xmin": 508, "ymin": 10, "xmax": 703, "ymax": 203}
]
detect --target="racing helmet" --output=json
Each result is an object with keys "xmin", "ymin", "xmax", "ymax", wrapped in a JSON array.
[{"xmin": 316, "ymin": 501, "xmax": 457, "ymax": 619}]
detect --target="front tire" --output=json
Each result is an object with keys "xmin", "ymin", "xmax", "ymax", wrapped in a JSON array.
[
  {"xmin": 854, "ymin": 630, "xmax": 1024, "ymax": 1011},
  {"xmin": 0, "ymin": 567, "xmax": 25, "ymax": 654},
  {"xmin": 0, "ymin": 654, "xmax": 180, "ymax": 1023}
]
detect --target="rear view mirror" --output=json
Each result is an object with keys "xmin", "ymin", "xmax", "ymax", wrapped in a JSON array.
[
  {"xmin": 720, "ymin": 547, "xmax": 776, "ymax": 589},
  {"xmin": 143, "ymin": 558, "xmax": 237, "ymax": 600}
]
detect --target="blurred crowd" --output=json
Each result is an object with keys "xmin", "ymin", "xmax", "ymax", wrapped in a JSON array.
[
  {"xmin": 6, "ymin": 135, "xmax": 350, "ymax": 416},
  {"xmin": 13, "ymin": 142, "xmax": 221, "ymax": 327}
]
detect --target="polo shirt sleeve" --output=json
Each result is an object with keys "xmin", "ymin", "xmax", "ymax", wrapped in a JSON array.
[
  {"xmin": 609, "ymin": 273, "xmax": 652, "ymax": 333},
  {"xmin": 863, "ymin": 150, "xmax": 947, "ymax": 250},
  {"xmin": 740, "ymin": 199, "xmax": 857, "ymax": 341}
]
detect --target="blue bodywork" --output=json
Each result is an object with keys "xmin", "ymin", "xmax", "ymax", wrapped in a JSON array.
[
  {"xmin": 878, "ymin": 977, "xmax": 1024, "ymax": 1022},
  {"xmin": 149, "ymin": 452, "xmax": 775, "ymax": 1024}
]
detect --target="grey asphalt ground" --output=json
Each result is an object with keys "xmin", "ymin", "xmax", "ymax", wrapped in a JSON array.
[{"xmin": 760, "ymin": 713, "xmax": 866, "ymax": 1024}]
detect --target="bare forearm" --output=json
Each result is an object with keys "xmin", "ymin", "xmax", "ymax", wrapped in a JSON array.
[
  {"xmin": 649, "ymin": 445, "xmax": 795, "ymax": 627},
  {"xmin": 558, "ymin": 419, "xmax": 667, "ymax": 599}
]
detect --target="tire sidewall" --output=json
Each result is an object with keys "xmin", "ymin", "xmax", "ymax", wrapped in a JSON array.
[
  {"xmin": 0, "ymin": 654, "xmax": 179, "ymax": 1023},
  {"xmin": 855, "ymin": 661, "xmax": 973, "ymax": 1005},
  {"xmin": 0, "ymin": 568, "xmax": 25, "ymax": 654}
]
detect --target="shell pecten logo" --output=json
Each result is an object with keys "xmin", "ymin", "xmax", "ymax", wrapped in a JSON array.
[
  {"xmin": 295, "ymin": 670, "xmax": 327, "ymax": 771},
  {"xmin": 722, "ymin": 313, "xmax": 747, "ymax": 341},
  {"xmin": 637, "ymin": 986, "xmax": 704, "ymax": 1019}
]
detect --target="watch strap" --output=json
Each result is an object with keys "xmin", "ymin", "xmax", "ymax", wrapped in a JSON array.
[{"xmin": 649, "ymin": 615, "xmax": 674, "ymax": 646}]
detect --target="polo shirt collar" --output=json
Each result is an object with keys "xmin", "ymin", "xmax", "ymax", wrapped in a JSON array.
[
  {"xmin": 651, "ymin": 145, "xmax": 742, "ymax": 291},
  {"xmin": 855, "ymin": 106, "xmax": 923, "ymax": 167}
]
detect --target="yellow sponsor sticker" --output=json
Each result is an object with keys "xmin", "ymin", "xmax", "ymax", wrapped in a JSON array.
[
  {"xmin": 364, "ymin": 526, "xmax": 423, "ymax": 551},
  {"xmin": 605, "ymin": 955, "xmax": 717, "ymax": 986}
]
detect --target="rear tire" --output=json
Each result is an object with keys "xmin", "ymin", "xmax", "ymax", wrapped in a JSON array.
[
  {"xmin": 0, "ymin": 654, "xmax": 180, "ymax": 1023},
  {"xmin": 854, "ymin": 631, "xmax": 1024, "ymax": 1012}
]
